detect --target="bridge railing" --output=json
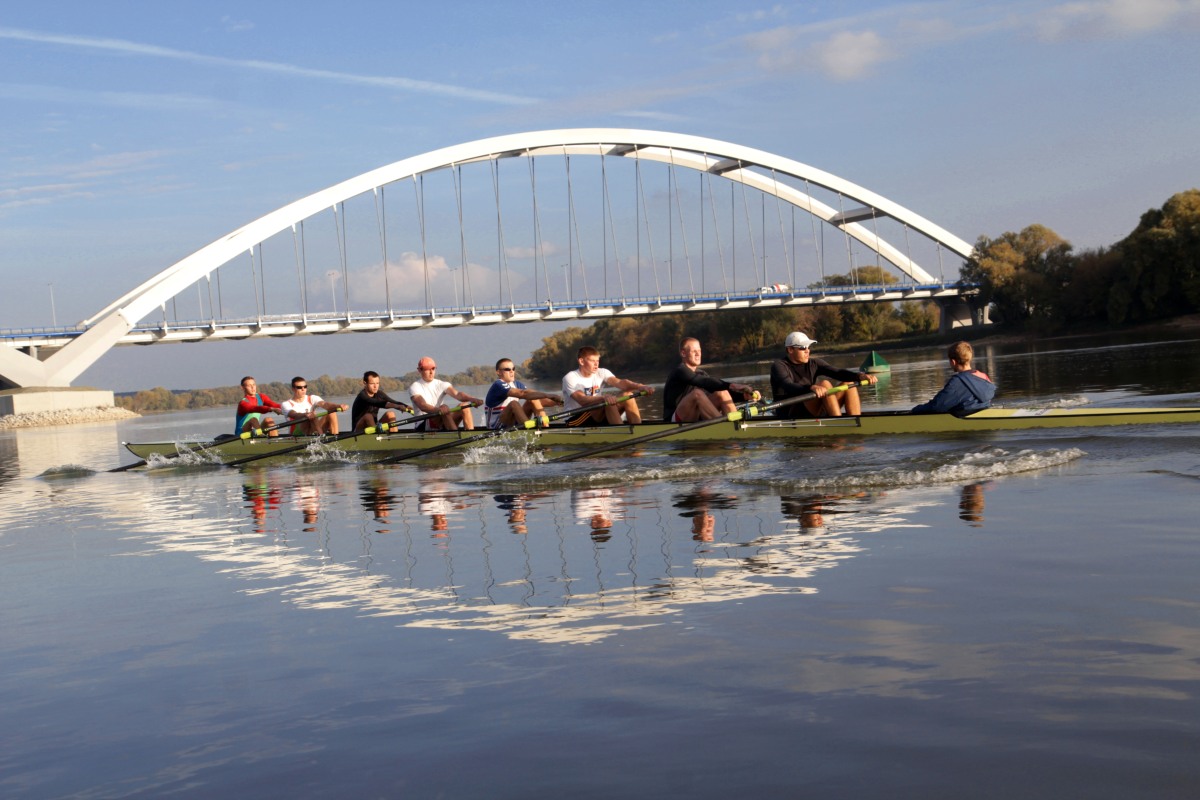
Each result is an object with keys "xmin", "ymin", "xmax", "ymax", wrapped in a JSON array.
[{"xmin": 2, "ymin": 282, "xmax": 977, "ymax": 348}]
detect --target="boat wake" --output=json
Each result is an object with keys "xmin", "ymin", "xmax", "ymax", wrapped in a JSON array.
[
  {"xmin": 745, "ymin": 446, "xmax": 1087, "ymax": 491},
  {"xmin": 482, "ymin": 456, "xmax": 754, "ymax": 490},
  {"xmin": 460, "ymin": 436, "xmax": 547, "ymax": 465},
  {"xmin": 39, "ymin": 464, "xmax": 97, "ymax": 478}
]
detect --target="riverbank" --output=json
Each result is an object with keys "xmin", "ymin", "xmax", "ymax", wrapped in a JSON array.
[
  {"xmin": 745, "ymin": 313, "xmax": 1200, "ymax": 363},
  {"xmin": 0, "ymin": 405, "xmax": 140, "ymax": 430}
]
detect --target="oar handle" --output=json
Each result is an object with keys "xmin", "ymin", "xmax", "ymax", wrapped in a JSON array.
[
  {"xmin": 752, "ymin": 379, "xmax": 868, "ymax": 416},
  {"xmin": 239, "ymin": 407, "xmax": 335, "ymax": 439},
  {"xmin": 520, "ymin": 390, "xmax": 647, "ymax": 429},
  {"xmin": 377, "ymin": 402, "xmax": 472, "ymax": 432}
]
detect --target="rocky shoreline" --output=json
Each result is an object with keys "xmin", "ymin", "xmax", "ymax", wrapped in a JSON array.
[{"xmin": 0, "ymin": 406, "xmax": 141, "ymax": 430}]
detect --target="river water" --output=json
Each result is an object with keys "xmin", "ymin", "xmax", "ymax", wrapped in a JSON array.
[{"xmin": 3, "ymin": 335, "xmax": 1199, "ymax": 798}]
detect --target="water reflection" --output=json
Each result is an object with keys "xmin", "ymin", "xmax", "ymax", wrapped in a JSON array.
[
  {"xmin": 572, "ymin": 487, "xmax": 623, "ymax": 540},
  {"xmin": 68, "ymin": 468, "xmax": 960, "ymax": 646},
  {"xmin": 673, "ymin": 484, "xmax": 738, "ymax": 543},
  {"xmin": 958, "ymin": 481, "xmax": 990, "ymax": 527},
  {"xmin": 360, "ymin": 475, "xmax": 396, "ymax": 528}
]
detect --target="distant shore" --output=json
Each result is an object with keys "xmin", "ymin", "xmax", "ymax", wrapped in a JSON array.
[{"xmin": 738, "ymin": 313, "xmax": 1200, "ymax": 364}]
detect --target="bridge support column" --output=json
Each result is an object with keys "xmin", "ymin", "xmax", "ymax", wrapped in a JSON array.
[
  {"xmin": 0, "ymin": 387, "xmax": 116, "ymax": 417},
  {"xmin": 937, "ymin": 297, "xmax": 991, "ymax": 334}
]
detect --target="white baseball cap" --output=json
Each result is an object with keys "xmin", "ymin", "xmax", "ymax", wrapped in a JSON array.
[{"xmin": 785, "ymin": 332, "xmax": 817, "ymax": 349}]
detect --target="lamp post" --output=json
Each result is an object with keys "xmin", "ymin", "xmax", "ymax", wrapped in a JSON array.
[
  {"xmin": 560, "ymin": 263, "xmax": 571, "ymax": 299},
  {"xmin": 48, "ymin": 282, "xmax": 57, "ymax": 327}
]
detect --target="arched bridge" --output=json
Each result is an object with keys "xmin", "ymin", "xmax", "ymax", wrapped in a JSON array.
[{"xmin": 0, "ymin": 129, "xmax": 982, "ymax": 389}]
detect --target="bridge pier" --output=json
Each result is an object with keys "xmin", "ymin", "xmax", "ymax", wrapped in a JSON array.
[
  {"xmin": 937, "ymin": 296, "xmax": 991, "ymax": 334},
  {"xmin": 0, "ymin": 387, "xmax": 117, "ymax": 417}
]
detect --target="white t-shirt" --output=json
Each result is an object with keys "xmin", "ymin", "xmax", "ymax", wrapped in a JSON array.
[
  {"xmin": 409, "ymin": 378, "xmax": 454, "ymax": 410},
  {"xmin": 562, "ymin": 368, "xmax": 614, "ymax": 411},
  {"xmin": 280, "ymin": 394, "xmax": 325, "ymax": 416}
]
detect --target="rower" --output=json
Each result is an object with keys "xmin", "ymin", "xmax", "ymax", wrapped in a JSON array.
[
  {"xmin": 662, "ymin": 337, "xmax": 757, "ymax": 422},
  {"xmin": 409, "ymin": 357, "xmax": 483, "ymax": 431},
  {"xmin": 769, "ymin": 332, "xmax": 877, "ymax": 418},
  {"xmin": 235, "ymin": 376, "xmax": 282, "ymax": 436},
  {"xmin": 562, "ymin": 345, "xmax": 653, "ymax": 426},
  {"xmin": 352, "ymin": 371, "xmax": 412, "ymax": 432},
  {"xmin": 484, "ymin": 358, "xmax": 562, "ymax": 429},
  {"xmin": 281, "ymin": 376, "xmax": 347, "ymax": 435},
  {"xmin": 911, "ymin": 341, "xmax": 995, "ymax": 416}
]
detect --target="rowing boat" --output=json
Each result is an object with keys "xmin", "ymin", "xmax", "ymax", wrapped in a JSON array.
[{"xmin": 122, "ymin": 404, "xmax": 1200, "ymax": 463}]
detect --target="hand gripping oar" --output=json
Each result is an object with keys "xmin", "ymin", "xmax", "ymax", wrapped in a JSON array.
[
  {"xmin": 222, "ymin": 404, "xmax": 471, "ymax": 467},
  {"xmin": 549, "ymin": 381, "xmax": 867, "ymax": 463},
  {"xmin": 109, "ymin": 408, "xmax": 342, "ymax": 472},
  {"xmin": 374, "ymin": 392, "xmax": 647, "ymax": 465}
]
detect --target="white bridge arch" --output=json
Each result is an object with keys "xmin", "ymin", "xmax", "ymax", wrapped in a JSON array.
[{"xmin": 1, "ymin": 129, "xmax": 976, "ymax": 388}]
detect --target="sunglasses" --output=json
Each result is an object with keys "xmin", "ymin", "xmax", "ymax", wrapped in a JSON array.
[
  {"xmin": 498, "ymin": 367, "xmax": 515, "ymax": 372},
  {"xmin": 293, "ymin": 384, "xmax": 307, "ymax": 389}
]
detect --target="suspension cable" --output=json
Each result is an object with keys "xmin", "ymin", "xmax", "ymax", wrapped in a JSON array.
[
  {"xmin": 704, "ymin": 168, "xmax": 730, "ymax": 295},
  {"xmin": 414, "ymin": 175, "xmax": 431, "ymax": 312},
  {"xmin": 491, "ymin": 157, "xmax": 515, "ymax": 308},
  {"xmin": 373, "ymin": 186, "xmax": 393, "ymax": 316}
]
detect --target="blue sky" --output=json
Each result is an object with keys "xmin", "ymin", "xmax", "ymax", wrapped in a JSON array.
[{"xmin": 2, "ymin": 1, "xmax": 1198, "ymax": 391}]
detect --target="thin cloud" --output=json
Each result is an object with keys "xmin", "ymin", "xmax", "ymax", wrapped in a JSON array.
[
  {"xmin": 0, "ymin": 26, "xmax": 539, "ymax": 106},
  {"xmin": 737, "ymin": 0, "xmax": 1200, "ymax": 81},
  {"xmin": 0, "ymin": 81, "xmax": 222, "ymax": 111},
  {"xmin": 1030, "ymin": 0, "xmax": 1200, "ymax": 41}
]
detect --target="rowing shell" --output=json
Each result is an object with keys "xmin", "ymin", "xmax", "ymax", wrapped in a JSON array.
[{"xmin": 122, "ymin": 404, "xmax": 1200, "ymax": 464}]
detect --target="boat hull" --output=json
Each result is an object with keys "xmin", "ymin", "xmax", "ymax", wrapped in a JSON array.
[{"xmin": 123, "ymin": 405, "xmax": 1200, "ymax": 463}]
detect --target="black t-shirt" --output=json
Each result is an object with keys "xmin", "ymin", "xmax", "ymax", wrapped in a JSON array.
[{"xmin": 662, "ymin": 363, "xmax": 731, "ymax": 419}]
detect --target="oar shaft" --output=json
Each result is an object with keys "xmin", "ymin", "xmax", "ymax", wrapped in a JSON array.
[
  {"xmin": 376, "ymin": 392, "xmax": 646, "ymax": 465},
  {"xmin": 550, "ymin": 382, "xmax": 867, "ymax": 463}
]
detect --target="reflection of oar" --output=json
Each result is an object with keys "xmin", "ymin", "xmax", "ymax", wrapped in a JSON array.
[
  {"xmin": 375, "ymin": 392, "xmax": 646, "ymax": 465},
  {"xmin": 109, "ymin": 408, "xmax": 339, "ymax": 472},
  {"xmin": 223, "ymin": 404, "xmax": 468, "ymax": 468},
  {"xmin": 550, "ymin": 382, "xmax": 866, "ymax": 463}
]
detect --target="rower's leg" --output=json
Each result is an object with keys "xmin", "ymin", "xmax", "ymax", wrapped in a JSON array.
[
  {"xmin": 817, "ymin": 380, "xmax": 842, "ymax": 417},
  {"xmin": 621, "ymin": 397, "xmax": 642, "ymax": 424},
  {"xmin": 711, "ymin": 389, "xmax": 736, "ymax": 415},
  {"xmin": 843, "ymin": 386, "xmax": 862, "ymax": 416}
]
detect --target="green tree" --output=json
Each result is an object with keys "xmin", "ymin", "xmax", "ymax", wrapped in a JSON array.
[
  {"xmin": 960, "ymin": 224, "xmax": 1072, "ymax": 323},
  {"xmin": 1110, "ymin": 189, "xmax": 1200, "ymax": 323}
]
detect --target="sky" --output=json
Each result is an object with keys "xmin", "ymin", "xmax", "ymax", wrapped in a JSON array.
[{"xmin": 2, "ymin": 0, "xmax": 1198, "ymax": 392}]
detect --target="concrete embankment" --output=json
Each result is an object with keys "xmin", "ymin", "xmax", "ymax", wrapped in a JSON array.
[{"xmin": 0, "ymin": 406, "xmax": 140, "ymax": 430}]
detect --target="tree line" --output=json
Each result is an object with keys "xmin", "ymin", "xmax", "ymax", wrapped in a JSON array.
[
  {"xmin": 116, "ymin": 368, "xmax": 493, "ymax": 413},
  {"xmin": 961, "ymin": 189, "xmax": 1199, "ymax": 326},
  {"xmin": 117, "ymin": 188, "xmax": 1197, "ymax": 410}
]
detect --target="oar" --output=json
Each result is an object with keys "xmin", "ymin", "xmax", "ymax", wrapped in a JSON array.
[
  {"xmin": 222, "ymin": 404, "xmax": 469, "ymax": 468},
  {"xmin": 374, "ymin": 392, "xmax": 647, "ymax": 465},
  {"xmin": 549, "ymin": 381, "xmax": 866, "ymax": 463},
  {"xmin": 109, "ymin": 407, "xmax": 342, "ymax": 472}
]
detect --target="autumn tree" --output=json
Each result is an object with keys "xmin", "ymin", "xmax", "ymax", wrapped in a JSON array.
[{"xmin": 960, "ymin": 225, "xmax": 1072, "ymax": 323}]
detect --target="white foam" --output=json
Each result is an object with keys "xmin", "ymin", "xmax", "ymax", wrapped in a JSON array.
[{"xmin": 748, "ymin": 447, "xmax": 1086, "ymax": 491}]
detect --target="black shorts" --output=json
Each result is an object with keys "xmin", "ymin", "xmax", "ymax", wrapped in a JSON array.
[{"xmin": 566, "ymin": 407, "xmax": 607, "ymax": 427}]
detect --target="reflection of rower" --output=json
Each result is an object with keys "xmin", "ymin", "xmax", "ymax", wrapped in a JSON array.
[
  {"xmin": 419, "ymin": 483, "xmax": 465, "ymax": 535},
  {"xmin": 494, "ymin": 493, "xmax": 547, "ymax": 535},
  {"xmin": 673, "ymin": 485, "xmax": 738, "ymax": 542},
  {"xmin": 242, "ymin": 467, "xmax": 282, "ymax": 534},
  {"xmin": 573, "ymin": 487, "xmax": 623, "ymax": 539},
  {"xmin": 959, "ymin": 482, "xmax": 989, "ymax": 526},
  {"xmin": 780, "ymin": 495, "xmax": 827, "ymax": 530},
  {"xmin": 294, "ymin": 476, "xmax": 320, "ymax": 530},
  {"xmin": 359, "ymin": 477, "xmax": 396, "ymax": 523}
]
